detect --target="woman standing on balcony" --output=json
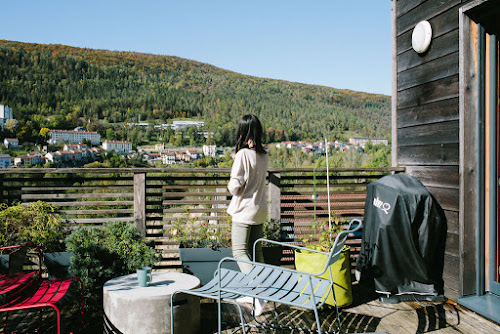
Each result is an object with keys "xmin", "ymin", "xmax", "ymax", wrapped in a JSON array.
[
  {"xmin": 227, "ymin": 114, "xmax": 268, "ymax": 273},
  {"xmin": 227, "ymin": 114, "xmax": 268, "ymax": 314}
]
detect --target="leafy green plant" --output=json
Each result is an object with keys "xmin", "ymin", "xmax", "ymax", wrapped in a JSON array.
[
  {"xmin": 166, "ymin": 215, "xmax": 231, "ymax": 249},
  {"xmin": 263, "ymin": 220, "xmax": 282, "ymax": 246},
  {"xmin": 65, "ymin": 221, "xmax": 161, "ymax": 323},
  {"xmin": 300, "ymin": 215, "xmax": 345, "ymax": 252},
  {"xmin": 0, "ymin": 201, "xmax": 64, "ymax": 251}
]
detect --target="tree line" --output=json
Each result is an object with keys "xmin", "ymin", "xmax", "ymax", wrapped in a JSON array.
[{"xmin": 0, "ymin": 40, "xmax": 391, "ymax": 147}]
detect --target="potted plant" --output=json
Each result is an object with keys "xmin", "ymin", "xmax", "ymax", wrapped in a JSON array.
[
  {"xmin": 261, "ymin": 219, "xmax": 283, "ymax": 265},
  {"xmin": 65, "ymin": 221, "xmax": 161, "ymax": 330},
  {"xmin": 294, "ymin": 216, "xmax": 354, "ymax": 308},
  {"xmin": 0, "ymin": 201, "xmax": 71, "ymax": 278},
  {"xmin": 166, "ymin": 214, "xmax": 239, "ymax": 285}
]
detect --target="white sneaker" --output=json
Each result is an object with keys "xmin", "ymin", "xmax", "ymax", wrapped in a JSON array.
[
  {"xmin": 236, "ymin": 296, "xmax": 254, "ymax": 304},
  {"xmin": 253, "ymin": 298, "xmax": 267, "ymax": 316}
]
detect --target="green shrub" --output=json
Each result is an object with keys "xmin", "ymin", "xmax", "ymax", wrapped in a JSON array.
[
  {"xmin": 0, "ymin": 201, "xmax": 64, "ymax": 251},
  {"xmin": 65, "ymin": 221, "xmax": 161, "ymax": 323}
]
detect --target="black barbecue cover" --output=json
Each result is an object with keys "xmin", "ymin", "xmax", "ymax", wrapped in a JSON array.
[{"xmin": 356, "ymin": 173, "xmax": 447, "ymax": 296}]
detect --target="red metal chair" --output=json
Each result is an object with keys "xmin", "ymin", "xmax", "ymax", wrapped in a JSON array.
[{"xmin": 0, "ymin": 245, "xmax": 83, "ymax": 334}]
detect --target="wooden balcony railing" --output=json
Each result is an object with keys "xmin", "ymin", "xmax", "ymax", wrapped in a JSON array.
[{"xmin": 0, "ymin": 167, "xmax": 404, "ymax": 270}]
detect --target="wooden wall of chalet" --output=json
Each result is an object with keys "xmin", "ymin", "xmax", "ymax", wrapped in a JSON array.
[{"xmin": 394, "ymin": 0, "xmax": 472, "ymax": 301}]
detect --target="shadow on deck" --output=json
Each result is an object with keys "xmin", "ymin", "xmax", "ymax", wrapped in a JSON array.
[{"xmin": 202, "ymin": 280, "xmax": 500, "ymax": 334}]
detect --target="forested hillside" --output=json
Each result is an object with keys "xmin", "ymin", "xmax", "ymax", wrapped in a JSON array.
[{"xmin": 0, "ymin": 40, "xmax": 390, "ymax": 146}]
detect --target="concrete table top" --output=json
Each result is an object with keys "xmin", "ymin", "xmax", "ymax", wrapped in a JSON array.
[{"xmin": 103, "ymin": 272, "xmax": 201, "ymax": 334}]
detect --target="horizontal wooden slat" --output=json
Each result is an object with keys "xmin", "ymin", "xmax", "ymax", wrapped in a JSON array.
[
  {"xmin": 282, "ymin": 210, "xmax": 364, "ymax": 218},
  {"xmin": 281, "ymin": 191, "xmax": 366, "ymax": 196},
  {"xmin": 162, "ymin": 191, "xmax": 231, "ymax": 197},
  {"xmin": 59, "ymin": 209, "xmax": 134, "ymax": 215},
  {"xmin": 20, "ymin": 186, "xmax": 133, "ymax": 191},
  {"xmin": 0, "ymin": 167, "xmax": 405, "ymax": 175},
  {"xmin": 67, "ymin": 217, "xmax": 134, "ymax": 224},
  {"xmin": 160, "ymin": 184, "xmax": 228, "ymax": 189},
  {"xmin": 162, "ymin": 200, "xmax": 231, "ymax": 205},
  {"xmin": 21, "ymin": 192, "xmax": 134, "ymax": 200},
  {"xmin": 280, "ymin": 175, "xmax": 387, "ymax": 181},
  {"xmin": 281, "ymin": 201, "xmax": 364, "ymax": 208},
  {"xmin": 159, "ymin": 208, "xmax": 229, "ymax": 214},
  {"xmin": 40, "ymin": 201, "xmax": 134, "ymax": 207},
  {"xmin": 158, "ymin": 216, "xmax": 231, "ymax": 222}
]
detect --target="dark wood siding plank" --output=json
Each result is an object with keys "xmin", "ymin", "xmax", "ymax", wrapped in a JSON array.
[
  {"xmin": 395, "ymin": 0, "xmax": 468, "ymax": 302},
  {"xmin": 396, "ymin": 0, "xmax": 427, "ymax": 18},
  {"xmin": 398, "ymin": 120, "xmax": 459, "ymax": 147},
  {"xmin": 426, "ymin": 186, "xmax": 459, "ymax": 212},
  {"xmin": 445, "ymin": 231, "xmax": 460, "ymax": 257},
  {"xmin": 397, "ymin": 75, "xmax": 459, "ymax": 109},
  {"xmin": 398, "ymin": 30, "xmax": 459, "ymax": 72},
  {"xmin": 397, "ymin": 0, "xmax": 461, "ymax": 36},
  {"xmin": 397, "ymin": 98, "xmax": 459, "ymax": 127},
  {"xmin": 443, "ymin": 252, "xmax": 460, "ymax": 301},
  {"xmin": 397, "ymin": 5, "xmax": 460, "ymax": 54},
  {"xmin": 398, "ymin": 143, "xmax": 459, "ymax": 166},
  {"xmin": 444, "ymin": 210, "xmax": 459, "ymax": 234},
  {"xmin": 398, "ymin": 52, "xmax": 459, "ymax": 91},
  {"xmin": 404, "ymin": 165, "xmax": 459, "ymax": 188}
]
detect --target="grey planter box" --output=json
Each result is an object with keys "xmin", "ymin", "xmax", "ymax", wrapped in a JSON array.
[
  {"xmin": 179, "ymin": 247, "xmax": 240, "ymax": 285},
  {"xmin": 43, "ymin": 251, "xmax": 73, "ymax": 279}
]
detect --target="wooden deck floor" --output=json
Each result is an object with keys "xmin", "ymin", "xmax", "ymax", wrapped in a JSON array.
[{"xmin": 201, "ymin": 282, "xmax": 500, "ymax": 334}]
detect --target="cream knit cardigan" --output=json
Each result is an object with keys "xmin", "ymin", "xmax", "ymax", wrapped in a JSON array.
[{"xmin": 227, "ymin": 148, "xmax": 268, "ymax": 225}]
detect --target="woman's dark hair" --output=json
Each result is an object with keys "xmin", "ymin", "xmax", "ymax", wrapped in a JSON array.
[{"xmin": 235, "ymin": 114, "xmax": 266, "ymax": 154}]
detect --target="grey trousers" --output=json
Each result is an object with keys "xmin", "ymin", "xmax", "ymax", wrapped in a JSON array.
[{"xmin": 231, "ymin": 222, "xmax": 264, "ymax": 274}]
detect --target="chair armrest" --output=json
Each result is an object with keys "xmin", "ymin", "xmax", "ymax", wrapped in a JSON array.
[
  {"xmin": 252, "ymin": 238, "xmax": 328, "ymax": 261},
  {"xmin": 216, "ymin": 256, "xmax": 328, "ymax": 284}
]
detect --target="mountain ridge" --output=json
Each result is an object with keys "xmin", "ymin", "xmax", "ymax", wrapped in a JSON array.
[{"xmin": 0, "ymin": 39, "xmax": 390, "ymax": 146}]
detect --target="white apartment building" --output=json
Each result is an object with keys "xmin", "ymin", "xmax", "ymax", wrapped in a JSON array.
[
  {"xmin": 45, "ymin": 152, "xmax": 63, "ymax": 164},
  {"xmin": 49, "ymin": 129, "xmax": 101, "ymax": 145},
  {"xmin": 203, "ymin": 145, "xmax": 216, "ymax": 158},
  {"xmin": 4, "ymin": 138, "xmax": 19, "ymax": 149},
  {"xmin": 0, "ymin": 105, "xmax": 13, "ymax": 119},
  {"xmin": 0, "ymin": 104, "xmax": 14, "ymax": 131},
  {"xmin": 0, "ymin": 154, "xmax": 11, "ymax": 168},
  {"xmin": 102, "ymin": 140, "xmax": 132, "ymax": 154},
  {"xmin": 172, "ymin": 120, "xmax": 204, "ymax": 130},
  {"xmin": 349, "ymin": 137, "xmax": 389, "ymax": 149},
  {"xmin": 161, "ymin": 151, "xmax": 176, "ymax": 165},
  {"xmin": 14, "ymin": 152, "xmax": 45, "ymax": 167}
]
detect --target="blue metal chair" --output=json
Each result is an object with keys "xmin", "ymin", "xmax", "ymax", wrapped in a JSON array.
[{"xmin": 171, "ymin": 218, "xmax": 362, "ymax": 334}]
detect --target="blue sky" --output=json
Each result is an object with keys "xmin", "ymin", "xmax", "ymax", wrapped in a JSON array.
[{"xmin": 2, "ymin": 1, "xmax": 392, "ymax": 95}]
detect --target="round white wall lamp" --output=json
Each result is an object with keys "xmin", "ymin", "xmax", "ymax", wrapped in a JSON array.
[{"xmin": 412, "ymin": 20, "xmax": 432, "ymax": 54}]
